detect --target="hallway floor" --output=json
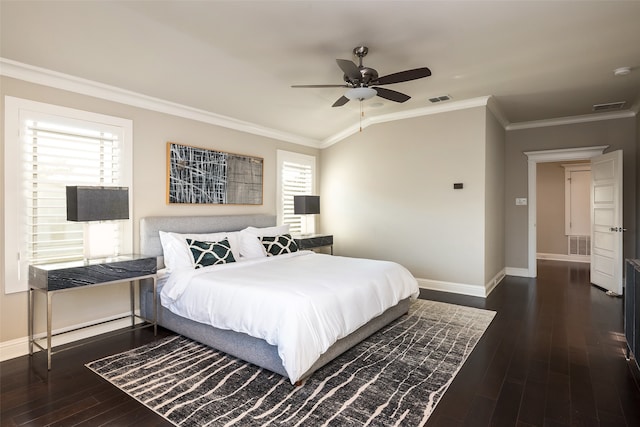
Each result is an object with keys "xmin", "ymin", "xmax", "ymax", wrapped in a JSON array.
[{"xmin": 424, "ymin": 260, "xmax": 640, "ymax": 426}]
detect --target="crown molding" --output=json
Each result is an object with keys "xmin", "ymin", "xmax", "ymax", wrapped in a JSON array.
[
  {"xmin": 523, "ymin": 145, "xmax": 608, "ymax": 163},
  {"xmin": 6, "ymin": 58, "xmax": 632, "ymax": 150},
  {"xmin": 0, "ymin": 58, "xmax": 321, "ymax": 148},
  {"xmin": 320, "ymin": 96, "xmax": 492, "ymax": 148},
  {"xmin": 486, "ymin": 96, "xmax": 510, "ymax": 128},
  {"xmin": 506, "ymin": 109, "xmax": 636, "ymax": 131}
]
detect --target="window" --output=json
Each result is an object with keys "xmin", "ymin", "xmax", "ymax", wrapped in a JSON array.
[
  {"xmin": 4, "ymin": 97, "xmax": 132, "ymax": 293},
  {"xmin": 276, "ymin": 150, "xmax": 316, "ymax": 234}
]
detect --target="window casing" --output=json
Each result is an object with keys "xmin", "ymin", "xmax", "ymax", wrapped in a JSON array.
[
  {"xmin": 4, "ymin": 97, "xmax": 133, "ymax": 293},
  {"xmin": 276, "ymin": 150, "xmax": 317, "ymax": 234}
]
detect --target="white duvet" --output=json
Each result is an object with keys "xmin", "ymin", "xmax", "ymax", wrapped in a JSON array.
[{"xmin": 160, "ymin": 251, "xmax": 419, "ymax": 383}]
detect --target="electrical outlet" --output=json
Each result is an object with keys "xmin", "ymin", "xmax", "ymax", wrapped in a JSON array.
[{"xmin": 515, "ymin": 198, "xmax": 528, "ymax": 206}]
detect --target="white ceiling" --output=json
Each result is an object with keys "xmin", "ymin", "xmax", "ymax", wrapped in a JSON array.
[{"xmin": 2, "ymin": 1, "xmax": 639, "ymax": 146}]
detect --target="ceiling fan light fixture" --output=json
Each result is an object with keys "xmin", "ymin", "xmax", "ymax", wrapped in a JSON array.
[
  {"xmin": 613, "ymin": 67, "xmax": 631, "ymax": 76},
  {"xmin": 345, "ymin": 87, "xmax": 377, "ymax": 101}
]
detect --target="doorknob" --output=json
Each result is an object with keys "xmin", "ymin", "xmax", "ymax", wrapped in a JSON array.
[
  {"xmin": 610, "ymin": 227, "xmax": 619, "ymax": 232},
  {"xmin": 609, "ymin": 227, "xmax": 627, "ymax": 232}
]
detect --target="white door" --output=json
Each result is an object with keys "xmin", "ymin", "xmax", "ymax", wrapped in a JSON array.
[
  {"xmin": 590, "ymin": 150, "xmax": 623, "ymax": 294},
  {"xmin": 566, "ymin": 169, "xmax": 591, "ymax": 236}
]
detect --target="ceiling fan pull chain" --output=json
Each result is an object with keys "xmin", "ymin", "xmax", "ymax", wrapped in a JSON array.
[{"xmin": 359, "ymin": 101, "xmax": 363, "ymax": 132}]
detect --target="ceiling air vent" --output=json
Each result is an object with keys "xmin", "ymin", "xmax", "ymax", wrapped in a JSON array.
[
  {"xmin": 429, "ymin": 95, "xmax": 451, "ymax": 103},
  {"xmin": 592, "ymin": 101, "xmax": 626, "ymax": 112}
]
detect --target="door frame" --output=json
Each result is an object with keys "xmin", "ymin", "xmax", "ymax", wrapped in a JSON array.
[{"xmin": 524, "ymin": 145, "xmax": 609, "ymax": 277}]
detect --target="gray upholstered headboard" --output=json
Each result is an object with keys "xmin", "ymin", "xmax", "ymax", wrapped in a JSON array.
[{"xmin": 140, "ymin": 214, "xmax": 277, "ymax": 266}]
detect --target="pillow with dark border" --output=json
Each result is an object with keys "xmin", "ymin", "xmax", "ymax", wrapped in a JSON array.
[
  {"xmin": 260, "ymin": 234, "xmax": 299, "ymax": 257},
  {"xmin": 186, "ymin": 238, "xmax": 236, "ymax": 268}
]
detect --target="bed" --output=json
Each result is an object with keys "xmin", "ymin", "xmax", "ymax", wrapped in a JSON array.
[{"xmin": 139, "ymin": 214, "xmax": 419, "ymax": 385}]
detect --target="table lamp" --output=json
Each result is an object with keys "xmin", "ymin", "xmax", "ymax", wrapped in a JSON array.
[{"xmin": 294, "ymin": 195, "xmax": 320, "ymax": 236}]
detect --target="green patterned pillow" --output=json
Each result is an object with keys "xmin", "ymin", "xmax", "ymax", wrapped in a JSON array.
[
  {"xmin": 260, "ymin": 234, "xmax": 299, "ymax": 257},
  {"xmin": 186, "ymin": 238, "xmax": 236, "ymax": 268}
]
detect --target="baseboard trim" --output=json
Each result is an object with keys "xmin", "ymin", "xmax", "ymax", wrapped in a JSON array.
[
  {"xmin": 485, "ymin": 269, "xmax": 506, "ymax": 296},
  {"xmin": 505, "ymin": 267, "xmax": 532, "ymax": 277},
  {"xmin": 537, "ymin": 253, "xmax": 590, "ymax": 263},
  {"xmin": 417, "ymin": 278, "xmax": 487, "ymax": 298},
  {"xmin": 0, "ymin": 312, "xmax": 143, "ymax": 362}
]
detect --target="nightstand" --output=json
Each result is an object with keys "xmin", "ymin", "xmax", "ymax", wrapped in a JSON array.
[
  {"xmin": 28, "ymin": 254, "xmax": 158, "ymax": 370},
  {"xmin": 294, "ymin": 234, "xmax": 333, "ymax": 255}
]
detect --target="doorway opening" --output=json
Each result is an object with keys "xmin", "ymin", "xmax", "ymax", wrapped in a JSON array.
[
  {"xmin": 523, "ymin": 146, "xmax": 608, "ymax": 277},
  {"xmin": 536, "ymin": 161, "xmax": 591, "ymax": 263}
]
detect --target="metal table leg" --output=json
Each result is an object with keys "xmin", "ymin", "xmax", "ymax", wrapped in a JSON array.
[
  {"xmin": 47, "ymin": 291, "xmax": 53, "ymax": 370},
  {"xmin": 153, "ymin": 276, "xmax": 158, "ymax": 335},
  {"xmin": 130, "ymin": 280, "xmax": 135, "ymax": 328},
  {"xmin": 28, "ymin": 288, "xmax": 34, "ymax": 355}
]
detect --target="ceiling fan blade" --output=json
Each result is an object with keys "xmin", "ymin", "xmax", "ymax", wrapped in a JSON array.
[
  {"xmin": 291, "ymin": 84, "xmax": 349, "ymax": 88},
  {"xmin": 332, "ymin": 96, "xmax": 350, "ymax": 107},
  {"xmin": 336, "ymin": 59, "xmax": 361, "ymax": 81},
  {"xmin": 372, "ymin": 87, "xmax": 411, "ymax": 103},
  {"xmin": 376, "ymin": 67, "xmax": 432, "ymax": 85}
]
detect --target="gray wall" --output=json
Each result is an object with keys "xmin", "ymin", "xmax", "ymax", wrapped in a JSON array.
[
  {"xmin": 484, "ymin": 110, "xmax": 506, "ymax": 283},
  {"xmin": 505, "ymin": 117, "xmax": 637, "ymax": 269},
  {"xmin": 536, "ymin": 162, "xmax": 567, "ymax": 255},
  {"xmin": 320, "ymin": 106, "xmax": 498, "ymax": 293}
]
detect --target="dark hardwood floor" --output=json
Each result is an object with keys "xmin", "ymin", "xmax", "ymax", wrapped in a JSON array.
[
  {"xmin": 425, "ymin": 260, "xmax": 640, "ymax": 427},
  {"xmin": 1, "ymin": 260, "xmax": 639, "ymax": 426}
]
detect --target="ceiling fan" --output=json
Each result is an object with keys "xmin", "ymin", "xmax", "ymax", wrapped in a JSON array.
[{"xmin": 292, "ymin": 46, "xmax": 432, "ymax": 107}]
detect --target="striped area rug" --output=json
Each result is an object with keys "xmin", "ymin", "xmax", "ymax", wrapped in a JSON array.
[{"xmin": 86, "ymin": 299, "xmax": 495, "ymax": 426}]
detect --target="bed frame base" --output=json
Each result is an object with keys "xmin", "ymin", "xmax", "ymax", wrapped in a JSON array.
[{"xmin": 140, "ymin": 284, "xmax": 409, "ymax": 382}]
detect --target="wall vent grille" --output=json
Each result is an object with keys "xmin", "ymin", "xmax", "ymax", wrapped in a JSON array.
[
  {"xmin": 592, "ymin": 101, "xmax": 626, "ymax": 112},
  {"xmin": 429, "ymin": 95, "xmax": 451, "ymax": 103},
  {"xmin": 569, "ymin": 235, "xmax": 590, "ymax": 256}
]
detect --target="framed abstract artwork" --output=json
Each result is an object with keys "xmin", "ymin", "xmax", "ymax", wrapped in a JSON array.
[{"xmin": 166, "ymin": 142, "xmax": 263, "ymax": 205}]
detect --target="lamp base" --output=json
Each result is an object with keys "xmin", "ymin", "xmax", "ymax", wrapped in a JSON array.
[
  {"xmin": 300, "ymin": 214, "xmax": 317, "ymax": 236},
  {"xmin": 83, "ymin": 222, "xmax": 118, "ymax": 260}
]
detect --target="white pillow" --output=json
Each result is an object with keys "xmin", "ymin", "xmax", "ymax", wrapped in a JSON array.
[
  {"xmin": 239, "ymin": 224, "xmax": 290, "ymax": 259},
  {"xmin": 159, "ymin": 230, "xmax": 241, "ymax": 270}
]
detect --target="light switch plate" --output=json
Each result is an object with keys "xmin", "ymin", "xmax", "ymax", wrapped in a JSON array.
[{"xmin": 515, "ymin": 198, "xmax": 528, "ymax": 206}]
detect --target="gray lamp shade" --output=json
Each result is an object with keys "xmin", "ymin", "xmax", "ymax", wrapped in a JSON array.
[
  {"xmin": 294, "ymin": 195, "xmax": 320, "ymax": 215},
  {"xmin": 66, "ymin": 186, "xmax": 129, "ymax": 222}
]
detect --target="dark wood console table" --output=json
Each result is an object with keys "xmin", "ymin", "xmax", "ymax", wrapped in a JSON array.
[
  {"xmin": 28, "ymin": 254, "xmax": 157, "ymax": 370},
  {"xmin": 294, "ymin": 234, "xmax": 334, "ymax": 254}
]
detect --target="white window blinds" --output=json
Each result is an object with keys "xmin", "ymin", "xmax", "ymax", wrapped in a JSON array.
[
  {"xmin": 23, "ymin": 120, "xmax": 122, "ymax": 263},
  {"xmin": 276, "ymin": 151, "xmax": 316, "ymax": 235},
  {"xmin": 4, "ymin": 97, "xmax": 133, "ymax": 293}
]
